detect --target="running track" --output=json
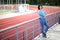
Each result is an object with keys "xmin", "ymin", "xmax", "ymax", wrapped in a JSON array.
[
  {"xmin": 0, "ymin": 5, "xmax": 60, "ymax": 40},
  {"xmin": 0, "ymin": 6, "xmax": 60, "ymax": 29}
]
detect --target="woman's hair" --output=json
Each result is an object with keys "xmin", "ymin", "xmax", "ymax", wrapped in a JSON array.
[{"xmin": 38, "ymin": 4, "xmax": 43, "ymax": 10}]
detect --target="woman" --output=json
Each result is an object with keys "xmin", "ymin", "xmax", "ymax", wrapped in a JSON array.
[{"xmin": 38, "ymin": 4, "xmax": 49, "ymax": 38}]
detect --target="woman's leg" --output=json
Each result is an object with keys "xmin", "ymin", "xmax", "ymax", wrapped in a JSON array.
[
  {"xmin": 44, "ymin": 19, "xmax": 49, "ymax": 33},
  {"xmin": 39, "ymin": 18, "xmax": 47, "ymax": 38},
  {"xmin": 40, "ymin": 18, "xmax": 45, "ymax": 34},
  {"xmin": 42, "ymin": 19, "xmax": 49, "ymax": 38}
]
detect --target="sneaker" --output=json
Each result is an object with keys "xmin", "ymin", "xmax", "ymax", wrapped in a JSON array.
[{"xmin": 42, "ymin": 33, "xmax": 47, "ymax": 38}]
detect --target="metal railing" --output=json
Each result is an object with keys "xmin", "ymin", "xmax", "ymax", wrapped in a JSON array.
[
  {"xmin": 0, "ymin": 11, "xmax": 59, "ymax": 40},
  {"xmin": 0, "ymin": 17, "xmax": 40, "ymax": 40}
]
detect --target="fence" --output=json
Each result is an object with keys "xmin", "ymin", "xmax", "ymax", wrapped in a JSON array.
[{"xmin": 0, "ymin": 11, "xmax": 60, "ymax": 40}]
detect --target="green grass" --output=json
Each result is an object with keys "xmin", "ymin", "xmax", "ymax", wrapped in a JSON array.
[
  {"xmin": 0, "ymin": 10, "xmax": 9, "ymax": 13},
  {"xmin": 0, "ymin": 10, "xmax": 14, "ymax": 15}
]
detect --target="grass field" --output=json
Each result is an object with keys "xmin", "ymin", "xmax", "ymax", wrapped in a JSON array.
[
  {"xmin": 0, "ymin": 10, "xmax": 15, "ymax": 15},
  {"xmin": 0, "ymin": 10, "xmax": 10, "ymax": 14}
]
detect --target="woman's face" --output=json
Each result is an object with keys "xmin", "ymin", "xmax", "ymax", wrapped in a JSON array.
[{"xmin": 40, "ymin": 6, "xmax": 43, "ymax": 10}]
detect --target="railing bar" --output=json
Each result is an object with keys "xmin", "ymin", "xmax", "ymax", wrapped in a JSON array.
[
  {"xmin": 25, "ymin": 23, "xmax": 28, "ymax": 40},
  {"xmin": 38, "ymin": 19, "xmax": 41, "ymax": 34},
  {"xmin": 23, "ymin": 32, "xmax": 24, "ymax": 40},
  {"xmin": 32, "ymin": 21, "xmax": 35, "ymax": 39},
  {"xmin": 16, "ymin": 27, "xmax": 19, "ymax": 40},
  {"xmin": 2, "ymin": 31, "xmax": 4, "ymax": 40}
]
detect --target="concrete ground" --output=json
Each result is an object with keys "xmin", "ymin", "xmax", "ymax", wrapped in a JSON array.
[{"xmin": 34, "ymin": 23, "xmax": 60, "ymax": 40}]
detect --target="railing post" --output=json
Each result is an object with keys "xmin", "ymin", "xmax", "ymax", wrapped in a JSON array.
[
  {"xmin": 16, "ymin": 27, "xmax": 19, "ymax": 40},
  {"xmin": 32, "ymin": 21, "xmax": 35, "ymax": 39},
  {"xmin": 25, "ymin": 23, "xmax": 28, "ymax": 40},
  {"xmin": 38, "ymin": 18, "xmax": 41, "ymax": 33},
  {"xmin": 23, "ymin": 32, "xmax": 24, "ymax": 40},
  {"xmin": 2, "ymin": 31, "xmax": 4, "ymax": 40}
]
